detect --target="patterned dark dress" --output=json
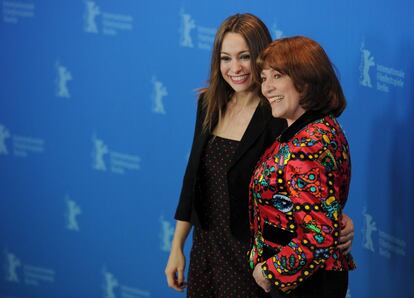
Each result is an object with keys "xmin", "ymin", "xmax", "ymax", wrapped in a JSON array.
[{"xmin": 187, "ymin": 135, "xmax": 265, "ymax": 298}]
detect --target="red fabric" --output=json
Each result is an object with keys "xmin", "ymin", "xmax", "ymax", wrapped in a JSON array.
[{"xmin": 249, "ymin": 115, "xmax": 355, "ymax": 293}]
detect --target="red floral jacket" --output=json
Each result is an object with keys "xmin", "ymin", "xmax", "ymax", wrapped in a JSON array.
[{"xmin": 249, "ymin": 112, "xmax": 356, "ymax": 293}]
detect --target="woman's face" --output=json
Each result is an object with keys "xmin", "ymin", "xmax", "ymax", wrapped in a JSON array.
[
  {"xmin": 261, "ymin": 68, "xmax": 305, "ymax": 126},
  {"xmin": 220, "ymin": 32, "xmax": 253, "ymax": 93}
]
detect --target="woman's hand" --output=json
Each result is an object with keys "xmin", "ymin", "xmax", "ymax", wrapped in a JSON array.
[
  {"xmin": 253, "ymin": 262, "xmax": 271, "ymax": 293},
  {"xmin": 164, "ymin": 220, "xmax": 192, "ymax": 292},
  {"xmin": 165, "ymin": 247, "xmax": 187, "ymax": 292},
  {"xmin": 338, "ymin": 213, "xmax": 354, "ymax": 254}
]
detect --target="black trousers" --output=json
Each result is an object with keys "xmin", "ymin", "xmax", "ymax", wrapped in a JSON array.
[{"xmin": 269, "ymin": 270, "xmax": 348, "ymax": 298}]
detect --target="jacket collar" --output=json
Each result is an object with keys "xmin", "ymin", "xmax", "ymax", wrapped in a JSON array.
[{"xmin": 279, "ymin": 111, "xmax": 325, "ymax": 142}]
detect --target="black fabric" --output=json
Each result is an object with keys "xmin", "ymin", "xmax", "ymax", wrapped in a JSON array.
[
  {"xmin": 174, "ymin": 96, "xmax": 287, "ymax": 242},
  {"xmin": 263, "ymin": 223, "xmax": 295, "ymax": 247},
  {"xmin": 187, "ymin": 135, "xmax": 264, "ymax": 297},
  {"xmin": 279, "ymin": 111, "xmax": 325, "ymax": 143},
  {"xmin": 269, "ymin": 270, "xmax": 348, "ymax": 298}
]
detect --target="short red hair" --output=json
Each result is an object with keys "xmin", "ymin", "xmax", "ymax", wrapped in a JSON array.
[{"xmin": 257, "ymin": 36, "xmax": 346, "ymax": 117}]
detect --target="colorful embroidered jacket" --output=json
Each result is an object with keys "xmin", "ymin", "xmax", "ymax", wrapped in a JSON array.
[{"xmin": 249, "ymin": 112, "xmax": 356, "ymax": 293}]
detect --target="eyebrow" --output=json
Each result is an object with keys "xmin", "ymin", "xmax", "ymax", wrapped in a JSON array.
[{"xmin": 220, "ymin": 50, "xmax": 250, "ymax": 55}]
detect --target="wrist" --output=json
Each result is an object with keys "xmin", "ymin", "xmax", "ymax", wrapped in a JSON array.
[{"xmin": 171, "ymin": 240, "xmax": 184, "ymax": 251}]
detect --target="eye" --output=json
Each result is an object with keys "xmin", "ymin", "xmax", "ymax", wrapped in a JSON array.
[
  {"xmin": 273, "ymin": 71, "xmax": 284, "ymax": 79},
  {"xmin": 240, "ymin": 54, "xmax": 251, "ymax": 60},
  {"xmin": 220, "ymin": 56, "xmax": 231, "ymax": 62},
  {"xmin": 260, "ymin": 76, "xmax": 266, "ymax": 82}
]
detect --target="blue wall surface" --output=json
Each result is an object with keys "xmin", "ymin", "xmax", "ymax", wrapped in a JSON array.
[{"xmin": 1, "ymin": 1, "xmax": 413, "ymax": 297}]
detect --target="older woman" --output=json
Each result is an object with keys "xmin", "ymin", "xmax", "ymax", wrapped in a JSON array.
[{"xmin": 249, "ymin": 36, "xmax": 356, "ymax": 298}]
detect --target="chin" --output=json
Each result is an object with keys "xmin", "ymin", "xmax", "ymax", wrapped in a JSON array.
[
  {"xmin": 232, "ymin": 85, "xmax": 250, "ymax": 93},
  {"xmin": 270, "ymin": 108, "xmax": 280, "ymax": 117}
]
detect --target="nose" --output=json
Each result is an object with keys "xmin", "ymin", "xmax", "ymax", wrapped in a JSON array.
[
  {"xmin": 230, "ymin": 60, "xmax": 242, "ymax": 73},
  {"xmin": 262, "ymin": 79, "xmax": 274, "ymax": 96}
]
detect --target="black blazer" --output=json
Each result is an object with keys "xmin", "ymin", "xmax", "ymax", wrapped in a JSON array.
[{"xmin": 174, "ymin": 99, "xmax": 287, "ymax": 242}]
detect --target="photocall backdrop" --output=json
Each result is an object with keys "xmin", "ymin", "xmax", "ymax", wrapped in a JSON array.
[{"xmin": 1, "ymin": 0, "xmax": 413, "ymax": 297}]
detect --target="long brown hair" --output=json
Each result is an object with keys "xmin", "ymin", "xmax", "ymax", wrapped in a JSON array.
[
  {"xmin": 201, "ymin": 13, "xmax": 272, "ymax": 132},
  {"xmin": 257, "ymin": 36, "xmax": 346, "ymax": 117}
]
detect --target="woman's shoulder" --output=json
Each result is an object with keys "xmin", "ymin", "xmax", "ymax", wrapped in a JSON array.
[
  {"xmin": 292, "ymin": 114, "xmax": 349, "ymax": 157},
  {"xmin": 300, "ymin": 115, "xmax": 343, "ymax": 135}
]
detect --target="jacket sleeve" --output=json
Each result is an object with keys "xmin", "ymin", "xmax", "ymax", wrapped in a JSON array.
[
  {"xmin": 174, "ymin": 97, "xmax": 205, "ymax": 222},
  {"xmin": 262, "ymin": 141, "xmax": 345, "ymax": 293}
]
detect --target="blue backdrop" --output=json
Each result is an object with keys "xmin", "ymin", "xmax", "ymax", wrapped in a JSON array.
[{"xmin": 1, "ymin": 0, "xmax": 413, "ymax": 297}]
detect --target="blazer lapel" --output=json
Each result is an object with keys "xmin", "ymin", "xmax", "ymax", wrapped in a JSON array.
[
  {"xmin": 229, "ymin": 103, "xmax": 271, "ymax": 170},
  {"xmin": 193, "ymin": 130, "xmax": 209, "ymax": 165}
]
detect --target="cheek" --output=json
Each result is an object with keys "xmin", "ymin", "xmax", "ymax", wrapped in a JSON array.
[
  {"xmin": 244, "ymin": 61, "xmax": 252, "ymax": 71},
  {"xmin": 220, "ymin": 63, "xmax": 228, "ymax": 77},
  {"xmin": 261, "ymin": 84, "xmax": 265, "ymax": 94}
]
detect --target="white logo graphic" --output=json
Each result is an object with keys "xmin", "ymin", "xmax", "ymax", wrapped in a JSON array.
[
  {"xmin": 362, "ymin": 208, "xmax": 377, "ymax": 252},
  {"xmin": 65, "ymin": 195, "xmax": 82, "ymax": 231},
  {"xmin": 92, "ymin": 135, "xmax": 109, "ymax": 171},
  {"xmin": 359, "ymin": 41, "xmax": 405, "ymax": 93},
  {"xmin": 179, "ymin": 9, "xmax": 195, "ymax": 48},
  {"xmin": 271, "ymin": 22, "xmax": 284, "ymax": 39},
  {"xmin": 101, "ymin": 268, "xmax": 151, "ymax": 297},
  {"xmin": 3, "ymin": 251, "xmax": 55, "ymax": 286},
  {"xmin": 5, "ymin": 251, "xmax": 21, "ymax": 283},
  {"xmin": 92, "ymin": 135, "xmax": 141, "ymax": 174},
  {"xmin": 3, "ymin": 1, "xmax": 35, "ymax": 24},
  {"xmin": 103, "ymin": 269, "xmax": 119, "ymax": 298},
  {"xmin": 84, "ymin": 1, "xmax": 100, "ymax": 33},
  {"xmin": 152, "ymin": 77, "xmax": 168, "ymax": 114},
  {"xmin": 55, "ymin": 62, "xmax": 72, "ymax": 98},
  {"xmin": 0, "ymin": 127, "xmax": 45, "ymax": 157},
  {"xmin": 159, "ymin": 216, "xmax": 174, "ymax": 252},
  {"xmin": 83, "ymin": 2, "xmax": 133, "ymax": 36},
  {"xmin": 359, "ymin": 43, "xmax": 375, "ymax": 88},
  {"xmin": 0, "ymin": 124, "xmax": 10, "ymax": 155},
  {"xmin": 361, "ymin": 208, "xmax": 407, "ymax": 258}
]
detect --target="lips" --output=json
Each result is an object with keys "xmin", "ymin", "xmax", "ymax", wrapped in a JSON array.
[
  {"xmin": 268, "ymin": 95, "xmax": 284, "ymax": 103},
  {"xmin": 229, "ymin": 74, "xmax": 249, "ymax": 84}
]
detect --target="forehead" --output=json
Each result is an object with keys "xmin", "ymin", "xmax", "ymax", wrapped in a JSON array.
[
  {"xmin": 221, "ymin": 32, "xmax": 249, "ymax": 53},
  {"xmin": 261, "ymin": 68, "xmax": 277, "ymax": 75}
]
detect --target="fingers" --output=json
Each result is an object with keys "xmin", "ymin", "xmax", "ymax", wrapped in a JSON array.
[
  {"xmin": 165, "ymin": 268, "xmax": 186, "ymax": 292},
  {"xmin": 339, "ymin": 230, "xmax": 354, "ymax": 243},
  {"xmin": 340, "ymin": 214, "xmax": 354, "ymax": 236},
  {"xmin": 253, "ymin": 263, "xmax": 271, "ymax": 293},
  {"xmin": 255, "ymin": 278, "xmax": 271, "ymax": 292},
  {"xmin": 339, "ymin": 214, "xmax": 354, "ymax": 255},
  {"xmin": 339, "ymin": 223, "xmax": 354, "ymax": 254},
  {"xmin": 262, "ymin": 284, "xmax": 271, "ymax": 293},
  {"xmin": 165, "ymin": 248, "xmax": 187, "ymax": 292},
  {"xmin": 165, "ymin": 269, "xmax": 178, "ymax": 290},
  {"xmin": 177, "ymin": 268, "xmax": 186, "ymax": 289},
  {"xmin": 338, "ymin": 240, "xmax": 352, "ymax": 255}
]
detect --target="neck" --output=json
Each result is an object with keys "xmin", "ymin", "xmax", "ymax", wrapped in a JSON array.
[
  {"xmin": 231, "ymin": 91, "xmax": 259, "ymax": 107},
  {"xmin": 286, "ymin": 108, "xmax": 306, "ymax": 127}
]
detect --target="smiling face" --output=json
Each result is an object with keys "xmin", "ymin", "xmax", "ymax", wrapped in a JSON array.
[
  {"xmin": 261, "ymin": 68, "xmax": 306, "ymax": 126},
  {"xmin": 220, "ymin": 32, "xmax": 253, "ymax": 93}
]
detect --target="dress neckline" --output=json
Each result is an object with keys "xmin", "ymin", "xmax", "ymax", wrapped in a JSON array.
[{"xmin": 211, "ymin": 134, "xmax": 240, "ymax": 143}]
